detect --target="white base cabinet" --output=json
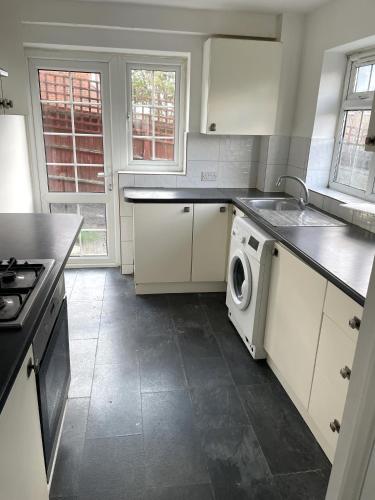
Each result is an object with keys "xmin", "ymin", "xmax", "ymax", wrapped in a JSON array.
[
  {"xmin": 264, "ymin": 243, "xmax": 327, "ymax": 409},
  {"xmin": 134, "ymin": 203, "xmax": 193, "ymax": 284},
  {"xmin": 264, "ymin": 244, "xmax": 363, "ymax": 462},
  {"xmin": 192, "ymin": 203, "xmax": 230, "ymax": 282},
  {"xmin": 0, "ymin": 348, "xmax": 48, "ymax": 500},
  {"xmin": 133, "ymin": 202, "xmax": 230, "ymax": 292}
]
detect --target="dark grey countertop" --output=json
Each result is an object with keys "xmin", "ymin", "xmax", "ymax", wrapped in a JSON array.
[
  {"xmin": 0, "ymin": 213, "xmax": 82, "ymax": 413},
  {"xmin": 124, "ymin": 187, "xmax": 375, "ymax": 307}
]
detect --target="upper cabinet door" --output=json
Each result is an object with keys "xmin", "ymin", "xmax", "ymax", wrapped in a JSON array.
[
  {"xmin": 365, "ymin": 95, "xmax": 375, "ymax": 151},
  {"xmin": 201, "ymin": 38, "xmax": 282, "ymax": 136}
]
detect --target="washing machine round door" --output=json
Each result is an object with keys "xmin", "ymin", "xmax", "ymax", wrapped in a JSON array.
[{"xmin": 229, "ymin": 249, "xmax": 252, "ymax": 311}]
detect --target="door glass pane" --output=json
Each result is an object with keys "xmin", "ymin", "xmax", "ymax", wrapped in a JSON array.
[
  {"xmin": 44, "ymin": 135, "xmax": 74, "ymax": 164},
  {"xmin": 41, "ymin": 103, "xmax": 72, "ymax": 133},
  {"xmin": 37, "ymin": 69, "xmax": 105, "ymax": 193},
  {"xmin": 47, "ymin": 165, "xmax": 76, "ymax": 192},
  {"xmin": 49, "ymin": 203, "xmax": 107, "ymax": 257},
  {"xmin": 335, "ymin": 110, "xmax": 372, "ymax": 190}
]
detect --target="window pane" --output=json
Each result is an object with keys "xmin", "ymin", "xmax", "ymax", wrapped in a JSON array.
[
  {"xmin": 75, "ymin": 136, "xmax": 104, "ymax": 164},
  {"xmin": 355, "ymin": 65, "xmax": 372, "ymax": 92},
  {"xmin": 133, "ymin": 138, "xmax": 152, "ymax": 160},
  {"xmin": 154, "ymin": 108, "xmax": 174, "ymax": 137},
  {"xmin": 131, "ymin": 69, "xmax": 152, "ymax": 105},
  {"xmin": 132, "ymin": 106, "xmax": 152, "ymax": 136},
  {"xmin": 335, "ymin": 110, "xmax": 372, "ymax": 190},
  {"xmin": 44, "ymin": 135, "xmax": 74, "ymax": 163},
  {"xmin": 74, "ymin": 104, "xmax": 103, "ymax": 134},
  {"xmin": 77, "ymin": 165, "xmax": 105, "ymax": 193},
  {"xmin": 47, "ymin": 165, "xmax": 76, "ymax": 192},
  {"xmin": 71, "ymin": 72, "xmax": 101, "ymax": 104},
  {"xmin": 155, "ymin": 138, "xmax": 174, "ymax": 161},
  {"xmin": 39, "ymin": 70, "xmax": 70, "ymax": 101},
  {"xmin": 41, "ymin": 103, "xmax": 72, "ymax": 133},
  {"xmin": 370, "ymin": 67, "xmax": 375, "ymax": 92},
  {"xmin": 154, "ymin": 71, "xmax": 176, "ymax": 107}
]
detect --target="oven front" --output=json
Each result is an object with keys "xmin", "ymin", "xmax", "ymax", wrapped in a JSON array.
[{"xmin": 36, "ymin": 297, "xmax": 70, "ymax": 480}]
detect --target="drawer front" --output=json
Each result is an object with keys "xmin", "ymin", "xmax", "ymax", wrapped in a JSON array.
[
  {"xmin": 324, "ymin": 282, "xmax": 363, "ymax": 338},
  {"xmin": 309, "ymin": 314, "xmax": 357, "ymax": 460}
]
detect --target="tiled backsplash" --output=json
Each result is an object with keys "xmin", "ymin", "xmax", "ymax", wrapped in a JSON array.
[
  {"xmin": 118, "ymin": 132, "xmax": 375, "ymax": 234},
  {"xmin": 119, "ymin": 133, "xmax": 260, "ymax": 189}
]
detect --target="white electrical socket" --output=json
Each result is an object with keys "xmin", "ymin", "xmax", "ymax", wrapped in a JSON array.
[{"xmin": 201, "ymin": 171, "xmax": 217, "ymax": 182}]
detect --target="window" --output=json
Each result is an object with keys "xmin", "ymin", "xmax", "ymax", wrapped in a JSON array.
[
  {"xmin": 126, "ymin": 62, "xmax": 186, "ymax": 173},
  {"xmin": 38, "ymin": 70, "xmax": 105, "ymax": 193},
  {"xmin": 330, "ymin": 53, "xmax": 375, "ymax": 199}
]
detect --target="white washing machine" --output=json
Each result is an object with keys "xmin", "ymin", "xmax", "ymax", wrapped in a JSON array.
[{"xmin": 226, "ymin": 216, "xmax": 274, "ymax": 359}]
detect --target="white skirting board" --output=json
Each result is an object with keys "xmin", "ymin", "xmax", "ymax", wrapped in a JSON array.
[
  {"xmin": 266, "ymin": 356, "xmax": 334, "ymax": 463},
  {"xmin": 135, "ymin": 281, "xmax": 227, "ymax": 294}
]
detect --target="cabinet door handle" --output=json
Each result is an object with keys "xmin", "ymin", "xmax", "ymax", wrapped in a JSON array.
[
  {"xmin": 330, "ymin": 419, "xmax": 341, "ymax": 433},
  {"xmin": 27, "ymin": 358, "xmax": 35, "ymax": 378},
  {"xmin": 183, "ymin": 206, "xmax": 190, "ymax": 213},
  {"xmin": 273, "ymin": 248, "xmax": 279, "ymax": 257},
  {"xmin": 209, "ymin": 123, "xmax": 216, "ymax": 132},
  {"xmin": 365, "ymin": 136, "xmax": 375, "ymax": 146},
  {"xmin": 340, "ymin": 366, "xmax": 351, "ymax": 380},
  {"xmin": 349, "ymin": 316, "xmax": 361, "ymax": 330},
  {"xmin": 220, "ymin": 206, "xmax": 226, "ymax": 213}
]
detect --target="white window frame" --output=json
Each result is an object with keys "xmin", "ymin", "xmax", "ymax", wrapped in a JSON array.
[
  {"xmin": 330, "ymin": 51, "xmax": 375, "ymax": 201},
  {"xmin": 125, "ymin": 58, "xmax": 188, "ymax": 174}
]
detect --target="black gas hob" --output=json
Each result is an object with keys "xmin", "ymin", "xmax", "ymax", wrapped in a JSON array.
[{"xmin": 0, "ymin": 258, "xmax": 55, "ymax": 329}]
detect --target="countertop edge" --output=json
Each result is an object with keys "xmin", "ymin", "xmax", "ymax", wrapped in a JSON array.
[{"xmin": 0, "ymin": 216, "xmax": 83, "ymax": 414}]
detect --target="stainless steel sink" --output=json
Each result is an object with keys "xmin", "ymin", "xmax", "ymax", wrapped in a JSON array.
[{"xmin": 238, "ymin": 197, "xmax": 346, "ymax": 227}]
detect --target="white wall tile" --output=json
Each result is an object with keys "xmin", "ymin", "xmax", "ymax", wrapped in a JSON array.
[
  {"xmin": 267, "ymin": 136, "xmax": 291, "ymax": 165},
  {"xmin": 187, "ymin": 133, "xmax": 220, "ymax": 161},
  {"xmin": 309, "ymin": 191, "xmax": 324, "ymax": 209},
  {"xmin": 119, "ymin": 198, "xmax": 133, "ymax": 217},
  {"xmin": 264, "ymin": 163, "xmax": 288, "ymax": 192},
  {"xmin": 218, "ymin": 161, "xmax": 251, "ymax": 188},
  {"xmin": 219, "ymin": 135, "xmax": 259, "ymax": 162},
  {"xmin": 256, "ymin": 162, "xmax": 267, "ymax": 191},
  {"xmin": 120, "ymin": 216, "xmax": 133, "ymax": 242},
  {"xmin": 119, "ymin": 174, "xmax": 135, "ymax": 188},
  {"xmin": 322, "ymin": 197, "xmax": 353, "ymax": 222},
  {"xmin": 259, "ymin": 137, "xmax": 270, "ymax": 165},
  {"xmin": 176, "ymin": 160, "xmax": 218, "ymax": 188},
  {"xmin": 288, "ymin": 136, "xmax": 311, "ymax": 169},
  {"xmin": 121, "ymin": 241, "xmax": 134, "ymax": 265},
  {"xmin": 133, "ymin": 174, "xmax": 177, "ymax": 188}
]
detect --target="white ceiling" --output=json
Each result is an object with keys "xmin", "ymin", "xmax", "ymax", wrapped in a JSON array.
[{"xmin": 74, "ymin": 0, "xmax": 332, "ymax": 13}]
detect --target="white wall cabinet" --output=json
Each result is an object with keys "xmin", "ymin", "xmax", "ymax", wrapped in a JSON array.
[
  {"xmin": 200, "ymin": 37, "xmax": 282, "ymax": 135},
  {"xmin": 192, "ymin": 203, "xmax": 230, "ymax": 282},
  {"xmin": 0, "ymin": 348, "xmax": 48, "ymax": 500},
  {"xmin": 134, "ymin": 203, "xmax": 193, "ymax": 284},
  {"xmin": 264, "ymin": 243, "xmax": 327, "ymax": 409}
]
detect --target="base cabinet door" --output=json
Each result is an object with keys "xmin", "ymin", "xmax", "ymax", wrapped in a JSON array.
[
  {"xmin": 308, "ymin": 315, "xmax": 357, "ymax": 461},
  {"xmin": 264, "ymin": 244, "xmax": 327, "ymax": 409},
  {"xmin": 192, "ymin": 203, "xmax": 230, "ymax": 282},
  {"xmin": 134, "ymin": 203, "xmax": 193, "ymax": 283},
  {"xmin": 0, "ymin": 347, "xmax": 48, "ymax": 500}
]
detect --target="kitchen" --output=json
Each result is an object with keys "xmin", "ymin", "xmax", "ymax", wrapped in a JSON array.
[{"xmin": 1, "ymin": 0, "xmax": 375, "ymax": 499}]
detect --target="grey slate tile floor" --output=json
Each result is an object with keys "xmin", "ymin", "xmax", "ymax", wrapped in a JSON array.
[{"xmin": 50, "ymin": 268, "xmax": 331, "ymax": 500}]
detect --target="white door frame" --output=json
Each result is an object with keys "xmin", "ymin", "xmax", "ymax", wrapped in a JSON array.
[
  {"xmin": 326, "ymin": 257, "xmax": 375, "ymax": 499},
  {"xmin": 28, "ymin": 56, "xmax": 119, "ymax": 267}
]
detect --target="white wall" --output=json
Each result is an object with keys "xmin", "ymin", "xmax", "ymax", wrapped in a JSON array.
[{"xmin": 293, "ymin": 0, "xmax": 375, "ymax": 138}]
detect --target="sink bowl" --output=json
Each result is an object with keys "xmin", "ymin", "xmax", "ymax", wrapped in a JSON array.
[
  {"xmin": 240, "ymin": 198, "xmax": 302, "ymax": 211},
  {"xmin": 238, "ymin": 197, "xmax": 346, "ymax": 227}
]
